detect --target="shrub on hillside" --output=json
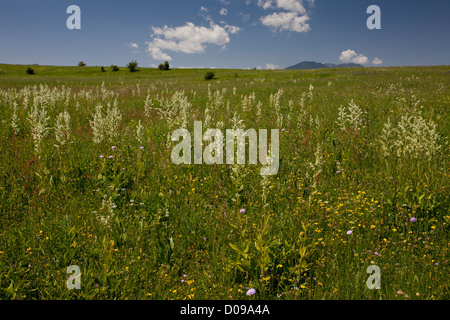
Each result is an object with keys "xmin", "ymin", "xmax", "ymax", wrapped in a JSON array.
[
  {"xmin": 127, "ymin": 60, "xmax": 138, "ymax": 72},
  {"xmin": 158, "ymin": 61, "xmax": 170, "ymax": 71},
  {"xmin": 204, "ymin": 71, "xmax": 215, "ymax": 80},
  {"xmin": 26, "ymin": 67, "xmax": 35, "ymax": 75}
]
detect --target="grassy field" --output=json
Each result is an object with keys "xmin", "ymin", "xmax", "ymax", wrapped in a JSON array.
[{"xmin": 0, "ymin": 63, "xmax": 448, "ymax": 300}]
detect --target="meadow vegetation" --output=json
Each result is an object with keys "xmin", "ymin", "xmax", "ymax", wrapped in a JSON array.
[{"xmin": 0, "ymin": 64, "xmax": 448, "ymax": 299}]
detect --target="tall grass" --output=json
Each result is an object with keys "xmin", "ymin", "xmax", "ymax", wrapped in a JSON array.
[{"xmin": 0, "ymin": 65, "xmax": 448, "ymax": 300}]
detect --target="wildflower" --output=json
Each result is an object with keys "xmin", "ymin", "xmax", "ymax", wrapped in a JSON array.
[
  {"xmin": 55, "ymin": 110, "xmax": 71, "ymax": 145},
  {"xmin": 246, "ymin": 288, "xmax": 256, "ymax": 296},
  {"xmin": 346, "ymin": 230, "xmax": 353, "ymax": 235},
  {"xmin": 410, "ymin": 217, "xmax": 417, "ymax": 222},
  {"xmin": 100, "ymin": 155, "xmax": 104, "ymax": 158},
  {"xmin": 397, "ymin": 290, "xmax": 404, "ymax": 295},
  {"xmin": 336, "ymin": 171, "xmax": 341, "ymax": 174},
  {"xmin": 109, "ymin": 156, "xmax": 113, "ymax": 159},
  {"xmin": 374, "ymin": 252, "xmax": 379, "ymax": 256},
  {"xmin": 111, "ymin": 146, "xmax": 116, "ymax": 150},
  {"xmin": 240, "ymin": 208, "xmax": 245, "ymax": 213},
  {"xmin": 140, "ymin": 146, "xmax": 144, "ymax": 150}
]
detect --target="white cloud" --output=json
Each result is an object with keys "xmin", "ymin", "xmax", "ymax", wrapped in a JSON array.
[
  {"xmin": 146, "ymin": 46, "xmax": 173, "ymax": 61},
  {"xmin": 200, "ymin": 6, "xmax": 208, "ymax": 13},
  {"xmin": 225, "ymin": 25, "xmax": 242, "ymax": 34},
  {"xmin": 258, "ymin": 0, "xmax": 309, "ymax": 13},
  {"xmin": 128, "ymin": 42, "xmax": 139, "ymax": 49},
  {"xmin": 265, "ymin": 63, "xmax": 280, "ymax": 69},
  {"xmin": 146, "ymin": 22, "xmax": 239, "ymax": 61},
  {"xmin": 372, "ymin": 57, "xmax": 383, "ymax": 65},
  {"xmin": 339, "ymin": 49, "xmax": 369, "ymax": 64},
  {"xmin": 258, "ymin": 0, "xmax": 273, "ymax": 10},
  {"xmin": 258, "ymin": 0, "xmax": 313, "ymax": 33},
  {"xmin": 219, "ymin": 0, "xmax": 231, "ymax": 5},
  {"xmin": 220, "ymin": 8, "xmax": 228, "ymax": 15},
  {"xmin": 275, "ymin": 0, "xmax": 306, "ymax": 14},
  {"xmin": 260, "ymin": 11, "xmax": 310, "ymax": 32}
]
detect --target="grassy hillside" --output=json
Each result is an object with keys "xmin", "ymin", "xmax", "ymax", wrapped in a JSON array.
[{"xmin": 0, "ymin": 64, "xmax": 448, "ymax": 300}]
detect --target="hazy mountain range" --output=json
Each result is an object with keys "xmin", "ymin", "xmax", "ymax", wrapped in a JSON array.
[{"xmin": 286, "ymin": 61, "xmax": 363, "ymax": 70}]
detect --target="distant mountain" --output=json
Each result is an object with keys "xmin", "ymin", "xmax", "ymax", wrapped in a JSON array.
[{"xmin": 286, "ymin": 61, "xmax": 363, "ymax": 70}]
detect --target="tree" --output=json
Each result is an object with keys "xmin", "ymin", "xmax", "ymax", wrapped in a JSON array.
[
  {"xmin": 78, "ymin": 61, "xmax": 86, "ymax": 67},
  {"xmin": 127, "ymin": 60, "xmax": 138, "ymax": 72},
  {"xmin": 101, "ymin": 66, "xmax": 105, "ymax": 72},
  {"xmin": 26, "ymin": 67, "xmax": 35, "ymax": 75}
]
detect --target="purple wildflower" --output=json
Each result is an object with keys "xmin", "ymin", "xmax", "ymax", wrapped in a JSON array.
[{"xmin": 246, "ymin": 288, "xmax": 256, "ymax": 296}]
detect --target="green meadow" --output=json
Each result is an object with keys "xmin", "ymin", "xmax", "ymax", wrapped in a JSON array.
[{"xmin": 0, "ymin": 63, "xmax": 448, "ymax": 300}]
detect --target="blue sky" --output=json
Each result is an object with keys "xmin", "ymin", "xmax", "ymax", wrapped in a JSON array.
[{"xmin": 0, "ymin": 0, "xmax": 449, "ymax": 68}]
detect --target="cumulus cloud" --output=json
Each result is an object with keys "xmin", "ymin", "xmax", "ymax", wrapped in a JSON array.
[
  {"xmin": 147, "ymin": 46, "xmax": 172, "ymax": 61},
  {"xmin": 146, "ymin": 22, "xmax": 239, "ymax": 61},
  {"xmin": 257, "ymin": 0, "xmax": 311, "ymax": 13},
  {"xmin": 372, "ymin": 57, "xmax": 383, "ymax": 65},
  {"xmin": 258, "ymin": 0, "xmax": 313, "ymax": 33},
  {"xmin": 220, "ymin": 8, "xmax": 228, "ymax": 15},
  {"xmin": 225, "ymin": 25, "xmax": 242, "ymax": 34},
  {"xmin": 339, "ymin": 49, "xmax": 369, "ymax": 64},
  {"xmin": 258, "ymin": 0, "xmax": 273, "ymax": 10},
  {"xmin": 261, "ymin": 11, "xmax": 310, "ymax": 32}
]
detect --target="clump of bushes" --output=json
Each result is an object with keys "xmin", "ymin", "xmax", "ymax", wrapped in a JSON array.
[
  {"xmin": 26, "ymin": 67, "xmax": 35, "ymax": 75},
  {"xmin": 111, "ymin": 65, "xmax": 119, "ymax": 72},
  {"xmin": 204, "ymin": 71, "xmax": 215, "ymax": 80},
  {"xmin": 127, "ymin": 60, "xmax": 139, "ymax": 72},
  {"xmin": 158, "ymin": 61, "xmax": 170, "ymax": 71},
  {"xmin": 78, "ymin": 61, "xmax": 86, "ymax": 67}
]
